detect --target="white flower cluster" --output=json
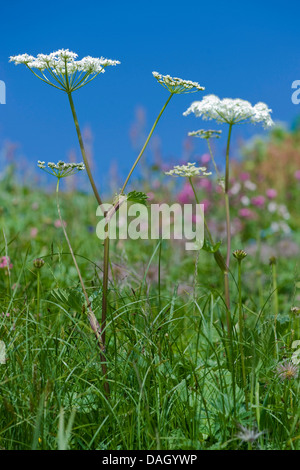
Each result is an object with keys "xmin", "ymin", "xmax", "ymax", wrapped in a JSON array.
[
  {"xmin": 165, "ymin": 162, "xmax": 212, "ymax": 178},
  {"xmin": 152, "ymin": 72, "xmax": 204, "ymax": 94},
  {"xmin": 183, "ymin": 94, "xmax": 274, "ymax": 128},
  {"xmin": 188, "ymin": 129, "xmax": 222, "ymax": 139},
  {"xmin": 37, "ymin": 160, "xmax": 85, "ymax": 178},
  {"xmin": 10, "ymin": 49, "xmax": 120, "ymax": 92}
]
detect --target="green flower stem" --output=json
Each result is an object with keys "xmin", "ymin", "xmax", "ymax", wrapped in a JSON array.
[
  {"xmin": 121, "ymin": 93, "xmax": 174, "ymax": 194},
  {"xmin": 207, "ymin": 138, "xmax": 221, "ymax": 181},
  {"xmin": 205, "ymin": 129, "xmax": 233, "ymax": 335},
  {"xmin": 188, "ymin": 177, "xmax": 232, "ymax": 334},
  {"xmin": 188, "ymin": 177, "xmax": 213, "ymax": 244},
  {"xmin": 271, "ymin": 260, "xmax": 279, "ymax": 359},
  {"xmin": 36, "ymin": 270, "xmax": 40, "ymax": 323},
  {"xmin": 189, "ymin": 175, "xmax": 235, "ymax": 413},
  {"xmin": 56, "ymin": 179, "xmax": 109, "ymax": 396},
  {"xmin": 224, "ymin": 124, "xmax": 233, "ymax": 312},
  {"xmin": 67, "ymin": 90, "xmax": 110, "ymax": 384},
  {"xmin": 67, "ymin": 92, "xmax": 103, "ymax": 207},
  {"xmin": 101, "ymin": 94, "xmax": 174, "ymax": 333},
  {"xmin": 102, "ymin": 221, "xmax": 110, "ymax": 348},
  {"xmin": 237, "ymin": 259, "xmax": 248, "ymax": 410}
]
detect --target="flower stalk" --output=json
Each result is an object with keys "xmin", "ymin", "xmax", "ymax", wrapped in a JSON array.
[
  {"xmin": 121, "ymin": 93, "xmax": 174, "ymax": 194},
  {"xmin": 233, "ymin": 249, "xmax": 249, "ymax": 410},
  {"xmin": 55, "ymin": 178, "xmax": 109, "ymax": 396}
]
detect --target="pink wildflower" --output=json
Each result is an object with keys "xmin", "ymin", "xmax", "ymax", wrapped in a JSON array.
[
  {"xmin": 239, "ymin": 208, "xmax": 255, "ymax": 219},
  {"xmin": 251, "ymin": 195, "xmax": 265, "ymax": 207},
  {"xmin": 54, "ymin": 219, "xmax": 67, "ymax": 228},
  {"xmin": 0, "ymin": 256, "xmax": 13, "ymax": 270},
  {"xmin": 201, "ymin": 153, "xmax": 210, "ymax": 164},
  {"xmin": 30, "ymin": 227, "xmax": 38, "ymax": 238},
  {"xmin": 198, "ymin": 178, "xmax": 213, "ymax": 191},
  {"xmin": 201, "ymin": 199, "xmax": 211, "ymax": 211},
  {"xmin": 266, "ymin": 188, "xmax": 277, "ymax": 199},
  {"xmin": 295, "ymin": 170, "xmax": 300, "ymax": 181},
  {"xmin": 177, "ymin": 183, "xmax": 194, "ymax": 204},
  {"xmin": 239, "ymin": 172, "xmax": 250, "ymax": 181},
  {"xmin": 147, "ymin": 192, "xmax": 155, "ymax": 201}
]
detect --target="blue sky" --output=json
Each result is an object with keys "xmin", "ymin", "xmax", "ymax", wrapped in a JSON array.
[{"xmin": 1, "ymin": 0, "xmax": 300, "ymax": 190}]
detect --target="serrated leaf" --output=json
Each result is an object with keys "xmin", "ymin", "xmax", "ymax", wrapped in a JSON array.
[{"xmin": 127, "ymin": 191, "xmax": 149, "ymax": 206}]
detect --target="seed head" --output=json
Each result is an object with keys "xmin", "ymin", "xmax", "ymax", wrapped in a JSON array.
[
  {"xmin": 33, "ymin": 258, "xmax": 45, "ymax": 269},
  {"xmin": 276, "ymin": 360, "xmax": 298, "ymax": 381},
  {"xmin": 236, "ymin": 424, "xmax": 264, "ymax": 443},
  {"xmin": 232, "ymin": 249, "xmax": 248, "ymax": 261}
]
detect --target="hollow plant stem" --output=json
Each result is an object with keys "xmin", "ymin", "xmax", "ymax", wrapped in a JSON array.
[
  {"xmin": 67, "ymin": 91, "xmax": 110, "ymax": 391},
  {"xmin": 237, "ymin": 259, "xmax": 248, "ymax": 410},
  {"xmin": 207, "ymin": 138, "xmax": 221, "ymax": 181},
  {"xmin": 121, "ymin": 93, "xmax": 174, "ymax": 194},
  {"xmin": 36, "ymin": 270, "xmax": 40, "ymax": 324},
  {"xmin": 271, "ymin": 259, "xmax": 279, "ymax": 359},
  {"xmin": 224, "ymin": 123, "xmax": 233, "ymax": 311},
  {"xmin": 56, "ymin": 179, "xmax": 109, "ymax": 396},
  {"xmin": 102, "ymin": 220, "xmax": 110, "ymax": 348},
  {"xmin": 67, "ymin": 92, "xmax": 103, "ymax": 207},
  {"xmin": 189, "ymin": 175, "xmax": 233, "ymax": 373}
]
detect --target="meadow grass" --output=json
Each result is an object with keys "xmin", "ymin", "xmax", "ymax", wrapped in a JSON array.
[{"xmin": 1, "ymin": 160, "xmax": 300, "ymax": 451}]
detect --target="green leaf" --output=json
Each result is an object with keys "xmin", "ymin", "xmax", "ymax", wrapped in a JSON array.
[
  {"xmin": 127, "ymin": 191, "xmax": 149, "ymax": 206},
  {"xmin": 202, "ymin": 239, "xmax": 222, "ymax": 253},
  {"xmin": 51, "ymin": 288, "xmax": 85, "ymax": 311}
]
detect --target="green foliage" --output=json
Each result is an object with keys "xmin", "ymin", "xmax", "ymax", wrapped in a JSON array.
[{"xmin": 1, "ymin": 133, "xmax": 300, "ymax": 450}]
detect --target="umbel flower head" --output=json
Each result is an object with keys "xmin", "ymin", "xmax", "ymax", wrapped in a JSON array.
[
  {"xmin": 188, "ymin": 129, "xmax": 222, "ymax": 139},
  {"xmin": 37, "ymin": 160, "xmax": 85, "ymax": 179},
  {"xmin": 9, "ymin": 49, "xmax": 120, "ymax": 93},
  {"xmin": 183, "ymin": 94, "xmax": 274, "ymax": 128},
  {"xmin": 152, "ymin": 72, "xmax": 204, "ymax": 94},
  {"xmin": 165, "ymin": 162, "xmax": 212, "ymax": 178}
]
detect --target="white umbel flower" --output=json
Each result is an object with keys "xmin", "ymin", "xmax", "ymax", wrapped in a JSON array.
[
  {"xmin": 152, "ymin": 72, "xmax": 204, "ymax": 94},
  {"xmin": 37, "ymin": 160, "xmax": 85, "ymax": 178},
  {"xmin": 188, "ymin": 129, "xmax": 222, "ymax": 139},
  {"xmin": 165, "ymin": 162, "xmax": 212, "ymax": 178},
  {"xmin": 183, "ymin": 94, "xmax": 274, "ymax": 128},
  {"xmin": 10, "ymin": 49, "xmax": 120, "ymax": 92}
]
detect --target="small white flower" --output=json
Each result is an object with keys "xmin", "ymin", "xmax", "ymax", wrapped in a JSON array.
[
  {"xmin": 37, "ymin": 160, "xmax": 85, "ymax": 178},
  {"xmin": 152, "ymin": 72, "xmax": 204, "ymax": 94},
  {"xmin": 165, "ymin": 162, "xmax": 211, "ymax": 178},
  {"xmin": 278, "ymin": 204, "xmax": 290, "ymax": 220},
  {"xmin": 183, "ymin": 94, "xmax": 274, "ymax": 128},
  {"xmin": 230, "ymin": 182, "xmax": 241, "ymax": 195},
  {"xmin": 243, "ymin": 180, "xmax": 257, "ymax": 191},
  {"xmin": 240, "ymin": 195, "xmax": 250, "ymax": 206},
  {"xmin": 267, "ymin": 202, "xmax": 277, "ymax": 213},
  {"xmin": 270, "ymin": 222, "xmax": 279, "ymax": 233}
]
